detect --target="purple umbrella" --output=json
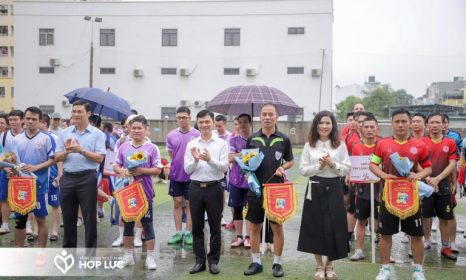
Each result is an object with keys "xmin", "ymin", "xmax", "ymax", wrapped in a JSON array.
[{"xmin": 207, "ymin": 85, "xmax": 299, "ymax": 116}]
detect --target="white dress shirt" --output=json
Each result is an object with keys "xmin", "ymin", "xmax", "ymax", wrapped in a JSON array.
[
  {"xmin": 299, "ymin": 140, "xmax": 351, "ymax": 178},
  {"xmin": 184, "ymin": 134, "xmax": 229, "ymax": 181}
]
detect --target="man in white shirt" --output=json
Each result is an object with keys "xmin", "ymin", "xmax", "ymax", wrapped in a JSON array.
[{"xmin": 184, "ymin": 110, "xmax": 229, "ymax": 275}]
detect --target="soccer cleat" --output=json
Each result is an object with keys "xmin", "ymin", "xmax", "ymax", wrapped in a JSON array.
[
  {"xmin": 145, "ymin": 254, "xmax": 157, "ymax": 270},
  {"xmin": 120, "ymin": 254, "xmax": 134, "ymax": 267},
  {"xmin": 450, "ymin": 242, "xmax": 460, "ymax": 254},
  {"xmin": 168, "ymin": 232, "xmax": 183, "ymax": 244},
  {"xmin": 231, "ymin": 237, "xmax": 244, "ymax": 248},
  {"xmin": 411, "ymin": 267, "xmax": 425, "ymax": 280},
  {"xmin": 441, "ymin": 247, "xmax": 457, "ymax": 261},
  {"xmin": 375, "ymin": 266, "xmax": 395, "ymax": 280},
  {"xmin": 184, "ymin": 232, "xmax": 193, "ymax": 245},
  {"xmin": 244, "ymin": 237, "xmax": 251, "ymax": 249},
  {"xmin": 112, "ymin": 237, "xmax": 123, "ymax": 247},
  {"xmin": 350, "ymin": 249, "xmax": 365, "ymax": 261}
]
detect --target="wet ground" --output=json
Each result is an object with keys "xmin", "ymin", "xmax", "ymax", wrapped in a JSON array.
[{"xmin": 1, "ymin": 149, "xmax": 466, "ymax": 279}]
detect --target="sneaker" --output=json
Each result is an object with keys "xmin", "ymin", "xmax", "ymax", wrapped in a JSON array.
[
  {"xmin": 441, "ymin": 247, "xmax": 457, "ymax": 261},
  {"xmin": 450, "ymin": 242, "xmax": 460, "ymax": 254},
  {"xmin": 457, "ymin": 226, "xmax": 465, "ymax": 233},
  {"xmin": 244, "ymin": 262, "xmax": 263, "ymax": 276},
  {"xmin": 244, "ymin": 237, "xmax": 251, "ymax": 249},
  {"xmin": 401, "ymin": 234, "xmax": 410, "ymax": 244},
  {"xmin": 145, "ymin": 254, "xmax": 157, "ymax": 270},
  {"xmin": 134, "ymin": 237, "xmax": 143, "ymax": 247},
  {"xmin": 272, "ymin": 263, "xmax": 284, "ymax": 278},
  {"xmin": 412, "ymin": 267, "xmax": 425, "ymax": 280},
  {"xmin": 0, "ymin": 226, "xmax": 10, "ymax": 235},
  {"xmin": 112, "ymin": 237, "xmax": 123, "ymax": 247},
  {"xmin": 168, "ymin": 232, "xmax": 183, "ymax": 244},
  {"xmin": 26, "ymin": 225, "xmax": 33, "ymax": 235},
  {"xmin": 350, "ymin": 249, "xmax": 365, "ymax": 261},
  {"xmin": 225, "ymin": 220, "xmax": 235, "ymax": 230},
  {"xmin": 375, "ymin": 266, "xmax": 394, "ymax": 280},
  {"xmin": 76, "ymin": 217, "xmax": 84, "ymax": 227},
  {"xmin": 231, "ymin": 237, "xmax": 244, "ymax": 248},
  {"xmin": 221, "ymin": 217, "xmax": 227, "ymax": 226},
  {"xmin": 120, "ymin": 254, "xmax": 134, "ymax": 267},
  {"xmin": 423, "ymin": 240, "xmax": 431, "ymax": 250},
  {"xmin": 431, "ymin": 221, "xmax": 438, "ymax": 232},
  {"xmin": 184, "ymin": 232, "xmax": 193, "ymax": 245}
]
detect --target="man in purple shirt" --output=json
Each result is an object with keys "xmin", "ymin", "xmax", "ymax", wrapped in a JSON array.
[
  {"xmin": 114, "ymin": 115, "xmax": 162, "ymax": 270},
  {"xmin": 166, "ymin": 107, "xmax": 200, "ymax": 245},
  {"xmin": 228, "ymin": 114, "xmax": 252, "ymax": 249}
]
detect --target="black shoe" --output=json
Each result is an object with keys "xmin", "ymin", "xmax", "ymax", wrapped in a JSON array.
[
  {"xmin": 244, "ymin": 262, "xmax": 263, "ymax": 276},
  {"xmin": 189, "ymin": 263, "xmax": 206, "ymax": 274},
  {"xmin": 272, "ymin": 263, "xmax": 284, "ymax": 278},
  {"xmin": 209, "ymin": 263, "xmax": 220, "ymax": 274}
]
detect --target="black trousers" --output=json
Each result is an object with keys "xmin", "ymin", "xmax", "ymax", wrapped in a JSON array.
[
  {"xmin": 189, "ymin": 181, "xmax": 224, "ymax": 265},
  {"xmin": 60, "ymin": 170, "xmax": 98, "ymax": 249}
]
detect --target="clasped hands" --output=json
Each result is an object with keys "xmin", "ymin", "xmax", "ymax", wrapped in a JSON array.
[{"xmin": 191, "ymin": 147, "xmax": 211, "ymax": 162}]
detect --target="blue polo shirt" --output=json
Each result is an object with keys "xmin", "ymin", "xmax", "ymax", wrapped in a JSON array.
[
  {"xmin": 14, "ymin": 131, "xmax": 54, "ymax": 194},
  {"xmin": 57, "ymin": 124, "xmax": 106, "ymax": 173}
]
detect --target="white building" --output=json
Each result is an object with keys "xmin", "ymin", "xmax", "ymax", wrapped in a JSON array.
[{"xmin": 14, "ymin": 0, "xmax": 333, "ymax": 121}]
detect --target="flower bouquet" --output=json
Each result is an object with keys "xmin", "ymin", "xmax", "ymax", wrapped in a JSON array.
[
  {"xmin": 234, "ymin": 148, "xmax": 264, "ymax": 197},
  {"xmin": 0, "ymin": 151, "xmax": 35, "ymax": 177},
  {"xmin": 113, "ymin": 151, "xmax": 148, "ymax": 190},
  {"xmin": 389, "ymin": 152, "xmax": 434, "ymax": 199}
]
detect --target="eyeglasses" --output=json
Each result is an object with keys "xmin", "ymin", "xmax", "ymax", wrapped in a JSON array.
[{"xmin": 176, "ymin": 116, "xmax": 189, "ymax": 120}]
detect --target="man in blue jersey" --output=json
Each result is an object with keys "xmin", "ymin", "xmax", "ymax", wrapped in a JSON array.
[{"xmin": 8, "ymin": 107, "xmax": 55, "ymax": 264}]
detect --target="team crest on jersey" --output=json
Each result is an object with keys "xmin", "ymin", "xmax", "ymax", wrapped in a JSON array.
[
  {"xmin": 443, "ymin": 146, "xmax": 449, "ymax": 153},
  {"xmin": 275, "ymin": 151, "xmax": 283, "ymax": 161},
  {"xmin": 410, "ymin": 147, "xmax": 418, "ymax": 154}
]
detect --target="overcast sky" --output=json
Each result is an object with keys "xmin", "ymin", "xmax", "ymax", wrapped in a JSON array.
[{"xmin": 333, "ymin": 0, "xmax": 466, "ymax": 97}]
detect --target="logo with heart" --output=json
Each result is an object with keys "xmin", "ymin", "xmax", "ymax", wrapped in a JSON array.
[{"xmin": 54, "ymin": 250, "xmax": 75, "ymax": 274}]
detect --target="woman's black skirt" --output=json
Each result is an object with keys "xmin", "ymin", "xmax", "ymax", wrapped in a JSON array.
[{"xmin": 297, "ymin": 176, "xmax": 349, "ymax": 261}]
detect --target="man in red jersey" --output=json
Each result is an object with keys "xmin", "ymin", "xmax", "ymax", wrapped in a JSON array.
[
  {"xmin": 349, "ymin": 116, "xmax": 380, "ymax": 261},
  {"xmin": 411, "ymin": 113, "xmax": 426, "ymax": 139},
  {"xmin": 420, "ymin": 113, "xmax": 457, "ymax": 260},
  {"xmin": 370, "ymin": 109, "xmax": 431, "ymax": 280},
  {"xmin": 341, "ymin": 103, "xmax": 365, "ymax": 138}
]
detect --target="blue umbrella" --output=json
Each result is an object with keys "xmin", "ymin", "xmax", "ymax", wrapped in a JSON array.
[{"xmin": 64, "ymin": 87, "xmax": 132, "ymax": 121}]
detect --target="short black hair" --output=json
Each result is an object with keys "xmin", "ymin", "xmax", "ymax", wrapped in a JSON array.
[
  {"xmin": 362, "ymin": 115, "xmax": 378, "ymax": 124},
  {"xmin": 443, "ymin": 114, "xmax": 450, "ymax": 123},
  {"xmin": 89, "ymin": 115, "xmax": 102, "ymax": 127},
  {"xmin": 41, "ymin": 114, "xmax": 51, "ymax": 127},
  {"xmin": 346, "ymin": 112, "xmax": 354, "ymax": 119},
  {"xmin": 215, "ymin": 114, "xmax": 227, "ymax": 122},
  {"xmin": 8, "ymin": 109, "xmax": 24, "ymax": 119},
  {"xmin": 261, "ymin": 103, "xmax": 278, "ymax": 114},
  {"xmin": 129, "ymin": 115, "xmax": 148, "ymax": 127},
  {"xmin": 24, "ymin": 106, "xmax": 43, "ymax": 119},
  {"xmin": 196, "ymin": 109, "xmax": 214, "ymax": 120},
  {"xmin": 176, "ymin": 106, "xmax": 191, "ymax": 115},
  {"xmin": 391, "ymin": 109, "xmax": 411, "ymax": 120},
  {"xmin": 355, "ymin": 111, "xmax": 374, "ymax": 120},
  {"xmin": 102, "ymin": 122, "xmax": 113, "ymax": 133},
  {"xmin": 426, "ymin": 112, "xmax": 444, "ymax": 123},
  {"xmin": 0, "ymin": 114, "xmax": 9, "ymax": 125},
  {"xmin": 235, "ymin": 113, "xmax": 252, "ymax": 123},
  {"xmin": 72, "ymin": 100, "xmax": 92, "ymax": 112},
  {"xmin": 412, "ymin": 113, "xmax": 426, "ymax": 121}
]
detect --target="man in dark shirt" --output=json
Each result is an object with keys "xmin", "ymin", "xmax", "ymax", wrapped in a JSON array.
[{"xmin": 243, "ymin": 104, "xmax": 294, "ymax": 278}]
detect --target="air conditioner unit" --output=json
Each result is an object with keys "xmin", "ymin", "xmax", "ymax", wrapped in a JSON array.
[
  {"xmin": 194, "ymin": 100, "xmax": 204, "ymax": 108},
  {"xmin": 311, "ymin": 68, "xmax": 322, "ymax": 77},
  {"xmin": 246, "ymin": 68, "xmax": 257, "ymax": 77},
  {"xmin": 61, "ymin": 99, "xmax": 70, "ymax": 107},
  {"xmin": 179, "ymin": 68, "xmax": 191, "ymax": 76},
  {"xmin": 49, "ymin": 58, "xmax": 61, "ymax": 67},
  {"xmin": 180, "ymin": 100, "xmax": 191, "ymax": 107},
  {"xmin": 133, "ymin": 69, "xmax": 144, "ymax": 77}
]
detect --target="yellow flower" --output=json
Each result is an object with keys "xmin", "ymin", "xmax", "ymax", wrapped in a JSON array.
[
  {"xmin": 242, "ymin": 151, "xmax": 258, "ymax": 164},
  {"xmin": 130, "ymin": 152, "xmax": 146, "ymax": 161}
]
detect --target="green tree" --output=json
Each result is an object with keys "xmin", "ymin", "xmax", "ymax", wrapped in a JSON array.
[
  {"xmin": 392, "ymin": 89, "xmax": 414, "ymax": 106},
  {"xmin": 362, "ymin": 85, "xmax": 394, "ymax": 118},
  {"xmin": 335, "ymin": 96, "xmax": 363, "ymax": 121}
]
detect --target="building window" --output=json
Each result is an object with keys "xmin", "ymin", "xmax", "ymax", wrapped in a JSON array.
[
  {"xmin": 100, "ymin": 67, "xmax": 115, "ymax": 74},
  {"xmin": 224, "ymin": 68, "xmax": 240, "ymax": 75},
  {"xmin": 162, "ymin": 29, "xmax": 177, "ymax": 47},
  {"xmin": 9, "ymin": 46, "xmax": 13, "ymax": 57},
  {"xmin": 161, "ymin": 107, "xmax": 177, "ymax": 120},
  {"xmin": 287, "ymin": 67, "xmax": 304, "ymax": 74},
  {"xmin": 224, "ymin": 28, "xmax": 240, "ymax": 46},
  {"xmin": 39, "ymin": 105, "xmax": 55, "ymax": 115},
  {"xmin": 0, "ymin": 87, "xmax": 5, "ymax": 97},
  {"xmin": 0, "ymin": 67, "xmax": 8, "ymax": 77},
  {"xmin": 39, "ymin": 28, "xmax": 54, "ymax": 46},
  {"xmin": 0, "ymin": 26, "xmax": 7, "ymax": 36},
  {"xmin": 288, "ymin": 27, "xmax": 305, "ymax": 35},
  {"xmin": 0, "ymin": 5, "xmax": 7, "ymax": 15},
  {"xmin": 39, "ymin": 67, "xmax": 55, "ymax": 74},
  {"xmin": 10, "ymin": 86, "xmax": 13, "ymax": 97},
  {"xmin": 161, "ymin": 68, "xmax": 177, "ymax": 75},
  {"xmin": 100, "ymin": 29, "xmax": 115, "ymax": 46},
  {"xmin": 0, "ymin": 46, "xmax": 7, "ymax": 56}
]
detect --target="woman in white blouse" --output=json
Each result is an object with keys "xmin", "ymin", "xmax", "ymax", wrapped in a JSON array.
[{"xmin": 297, "ymin": 110, "xmax": 351, "ymax": 280}]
